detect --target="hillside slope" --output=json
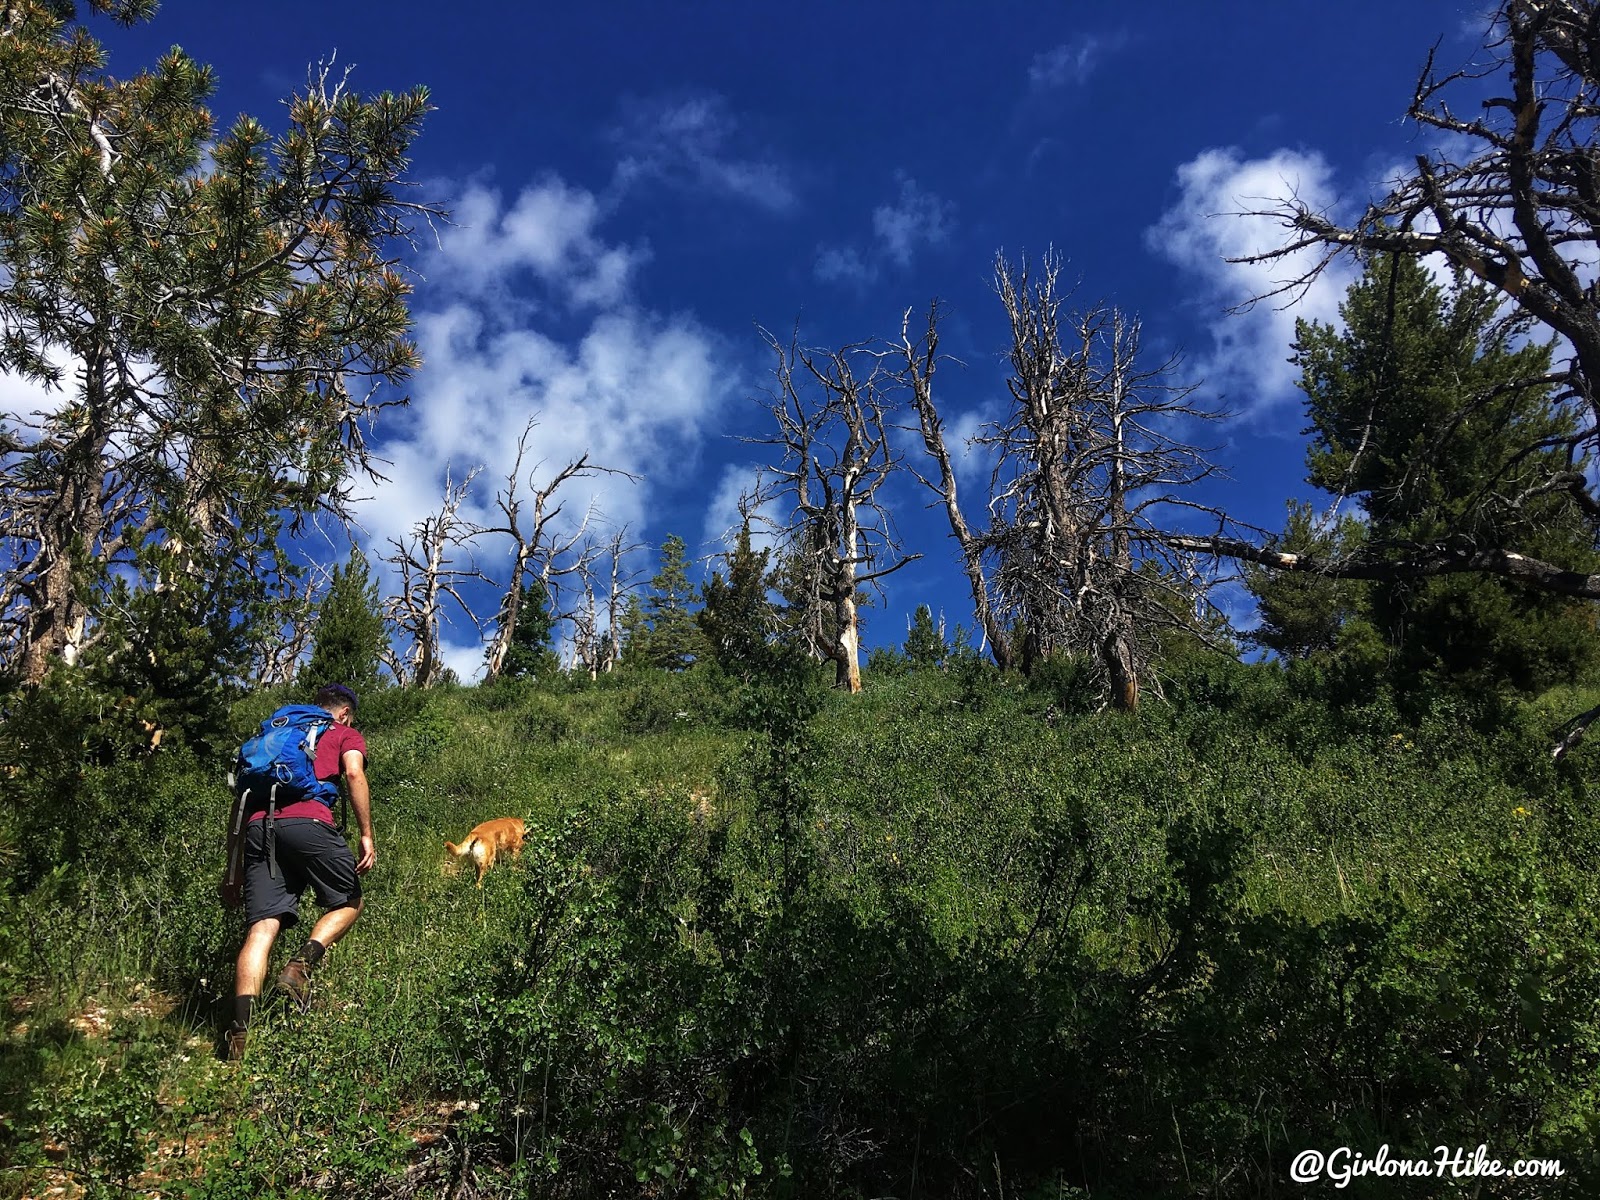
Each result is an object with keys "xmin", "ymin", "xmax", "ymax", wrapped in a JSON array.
[{"xmin": 3, "ymin": 660, "xmax": 1597, "ymax": 1197}]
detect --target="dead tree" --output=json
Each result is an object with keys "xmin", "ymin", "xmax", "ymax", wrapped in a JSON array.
[
  {"xmin": 892, "ymin": 301, "xmax": 1014, "ymax": 670},
  {"xmin": 568, "ymin": 564, "xmax": 601, "ymax": 679},
  {"xmin": 752, "ymin": 326, "xmax": 921, "ymax": 693},
  {"xmin": 565, "ymin": 531, "xmax": 640, "ymax": 679},
  {"xmin": 247, "ymin": 560, "xmax": 334, "ymax": 688},
  {"xmin": 382, "ymin": 467, "xmax": 486, "ymax": 688},
  {"xmin": 557, "ymin": 525, "xmax": 643, "ymax": 677},
  {"xmin": 986, "ymin": 252, "xmax": 1224, "ymax": 709},
  {"xmin": 1198, "ymin": 0, "xmax": 1600, "ymax": 752},
  {"xmin": 599, "ymin": 526, "xmax": 644, "ymax": 674},
  {"xmin": 478, "ymin": 419, "xmax": 636, "ymax": 684}
]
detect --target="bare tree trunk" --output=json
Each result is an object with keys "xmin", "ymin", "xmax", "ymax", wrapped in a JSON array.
[
  {"xmin": 601, "ymin": 528, "xmax": 640, "ymax": 674},
  {"xmin": 1106, "ymin": 322, "xmax": 1139, "ymax": 711},
  {"xmin": 479, "ymin": 419, "xmax": 635, "ymax": 684},
  {"xmin": 896, "ymin": 303, "xmax": 1014, "ymax": 670},
  {"xmin": 383, "ymin": 468, "xmax": 485, "ymax": 688},
  {"xmin": 752, "ymin": 325, "xmax": 919, "ymax": 692}
]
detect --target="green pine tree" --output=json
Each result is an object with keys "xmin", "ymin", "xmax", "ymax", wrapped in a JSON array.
[
  {"xmin": 638, "ymin": 535, "xmax": 706, "ymax": 671},
  {"xmin": 698, "ymin": 521, "xmax": 773, "ymax": 670},
  {"xmin": 0, "ymin": 3, "xmax": 433, "ymax": 693},
  {"xmin": 1292, "ymin": 253, "xmax": 1600, "ymax": 692},
  {"xmin": 305, "ymin": 549, "xmax": 387, "ymax": 695},
  {"xmin": 1244, "ymin": 501, "xmax": 1371, "ymax": 662},
  {"xmin": 618, "ymin": 592, "xmax": 650, "ymax": 669},
  {"xmin": 903, "ymin": 604, "xmax": 947, "ymax": 669},
  {"xmin": 501, "ymin": 576, "xmax": 559, "ymax": 681}
]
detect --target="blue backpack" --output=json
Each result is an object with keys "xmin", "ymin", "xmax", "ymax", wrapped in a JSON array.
[
  {"xmin": 233, "ymin": 705, "xmax": 339, "ymax": 808},
  {"xmin": 227, "ymin": 705, "xmax": 340, "ymax": 881}
]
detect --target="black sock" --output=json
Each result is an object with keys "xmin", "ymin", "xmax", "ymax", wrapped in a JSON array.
[
  {"xmin": 296, "ymin": 939, "xmax": 327, "ymax": 967},
  {"xmin": 233, "ymin": 994, "xmax": 256, "ymax": 1031}
]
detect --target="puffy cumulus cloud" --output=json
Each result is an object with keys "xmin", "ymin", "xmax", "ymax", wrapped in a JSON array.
[
  {"xmin": 1028, "ymin": 33, "xmax": 1127, "ymax": 90},
  {"xmin": 425, "ymin": 179, "xmax": 642, "ymax": 308},
  {"xmin": 378, "ymin": 305, "xmax": 725, "ymax": 546},
  {"xmin": 1146, "ymin": 147, "xmax": 1359, "ymax": 417},
  {"xmin": 610, "ymin": 93, "xmax": 797, "ymax": 213},
  {"xmin": 363, "ymin": 178, "xmax": 736, "ymax": 679}
]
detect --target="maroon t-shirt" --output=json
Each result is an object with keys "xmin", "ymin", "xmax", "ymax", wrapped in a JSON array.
[{"xmin": 246, "ymin": 722, "xmax": 367, "ymax": 826}]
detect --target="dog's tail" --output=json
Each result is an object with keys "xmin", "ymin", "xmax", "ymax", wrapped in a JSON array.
[{"xmin": 445, "ymin": 836, "xmax": 487, "ymax": 864}]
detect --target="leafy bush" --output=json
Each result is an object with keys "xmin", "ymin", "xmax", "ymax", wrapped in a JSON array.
[
  {"xmin": 6, "ymin": 655, "xmax": 1600, "ymax": 1197},
  {"xmin": 617, "ymin": 663, "xmax": 731, "ymax": 735}
]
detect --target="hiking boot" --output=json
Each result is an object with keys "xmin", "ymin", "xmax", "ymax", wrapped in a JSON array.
[
  {"xmin": 224, "ymin": 1024, "xmax": 248, "ymax": 1062},
  {"xmin": 275, "ymin": 957, "xmax": 313, "ymax": 1010}
]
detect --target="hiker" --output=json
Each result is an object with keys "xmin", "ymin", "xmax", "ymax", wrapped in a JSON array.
[{"xmin": 220, "ymin": 683, "xmax": 375, "ymax": 1060}]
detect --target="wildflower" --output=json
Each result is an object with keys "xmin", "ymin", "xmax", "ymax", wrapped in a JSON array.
[{"xmin": 1513, "ymin": 806, "xmax": 1529, "ymax": 819}]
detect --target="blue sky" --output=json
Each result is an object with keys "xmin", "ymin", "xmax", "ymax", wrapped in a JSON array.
[{"xmin": 110, "ymin": 1, "xmax": 1486, "ymax": 677}]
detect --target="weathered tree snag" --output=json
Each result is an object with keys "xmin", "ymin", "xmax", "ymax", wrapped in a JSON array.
[
  {"xmin": 986, "ymin": 252, "xmax": 1224, "ymax": 708},
  {"xmin": 752, "ymin": 326, "xmax": 920, "ymax": 693},
  {"xmin": 382, "ymin": 468, "xmax": 485, "ymax": 688},
  {"xmin": 478, "ymin": 418, "xmax": 636, "ymax": 684},
  {"xmin": 894, "ymin": 302, "xmax": 1014, "ymax": 671}
]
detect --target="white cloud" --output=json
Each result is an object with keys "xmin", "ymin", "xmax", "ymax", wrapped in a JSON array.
[
  {"xmin": 815, "ymin": 174, "xmax": 955, "ymax": 284},
  {"xmin": 873, "ymin": 175, "xmax": 955, "ymax": 267},
  {"xmin": 813, "ymin": 244, "xmax": 876, "ymax": 286},
  {"xmin": 363, "ymin": 177, "xmax": 738, "ymax": 679},
  {"xmin": 611, "ymin": 94, "xmax": 796, "ymax": 213},
  {"xmin": 0, "ymin": 370, "xmax": 70, "ymax": 426},
  {"xmin": 438, "ymin": 638, "xmax": 490, "ymax": 686},
  {"xmin": 700, "ymin": 462, "xmax": 777, "ymax": 556},
  {"xmin": 0, "ymin": 336, "xmax": 84, "ymax": 426},
  {"xmin": 1146, "ymin": 146, "xmax": 1359, "ymax": 417},
  {"xmin": 379, "ymin": 307, "xmax": 724, "ymax": 544},
  {"xmin": 947, "ymin": 401, "xmax": 1001, "ymax": 489},
  {"xmin": 1029, "ymin": 34, "xmax": 1126, "ymax": 90},
  {"xmin": 426, "ymin": 180, "xmax": 643, "ymax": 308}
]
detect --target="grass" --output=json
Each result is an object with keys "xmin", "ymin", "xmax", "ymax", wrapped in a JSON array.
[{"xmin": 2, "ymin": 660, "xmax": 1598, "ymax": 1197}]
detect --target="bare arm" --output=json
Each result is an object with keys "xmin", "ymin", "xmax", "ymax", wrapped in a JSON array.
[{"xmin": 343, "ymin": 748, "xmax": 376, "ymax": 874}]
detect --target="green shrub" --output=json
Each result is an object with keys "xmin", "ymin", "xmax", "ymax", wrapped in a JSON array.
[{"xmin": 5, "ymin": 657, "xmax": 1599, "ymax": 1198}]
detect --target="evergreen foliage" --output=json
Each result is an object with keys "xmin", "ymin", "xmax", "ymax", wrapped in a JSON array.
[
  {"xmin": 499, "ymin": 576, "xmax": 558, "ymax": 681},
  {"xmin": 697, "ymin": 521, "xmax": 773, "ymax": 671},
  {"xmin": 0, "ymin": 1, "xmax": 433, "ymax": 697},
  {"xmin": 627, "ymin": 535, "xmax": 706, "ymax": 671},
  {"xmin": 1245, "ymin": 501, "xmax": 1370, "ymax": 662},
  {"xmin": 902, "ymin": 603, "xmax": 946, "ymax": 668},
  {"xmin": 1292, "ymin": 254, "xmax": 1600, "ymax": 692},
  {"xmin": 304, "ymin": 549, "xmax": 386, "ymax": 696}
]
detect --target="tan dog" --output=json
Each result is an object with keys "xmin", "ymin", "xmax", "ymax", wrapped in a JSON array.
[{"xmin": 444, "ymin": 817, "xmax": 526, "ymax": 887}]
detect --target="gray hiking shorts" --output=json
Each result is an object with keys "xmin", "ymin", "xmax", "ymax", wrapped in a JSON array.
[{"xmin": 242, "ymin": 818, "xmax": 362, "ymax": 928}]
